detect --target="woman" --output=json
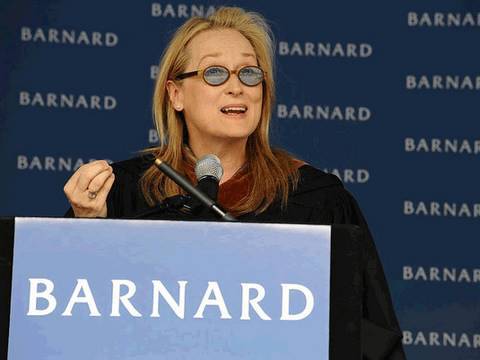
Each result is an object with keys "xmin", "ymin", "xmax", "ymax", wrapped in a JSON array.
[{"xmin": 64, "ymin": 7, "xmax": 405, "ymax": 358}]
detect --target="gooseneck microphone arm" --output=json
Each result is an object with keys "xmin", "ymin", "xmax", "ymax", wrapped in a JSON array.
[{"xmin": 154, "ymin": 158, "xmax": 237, "ymax": 222}]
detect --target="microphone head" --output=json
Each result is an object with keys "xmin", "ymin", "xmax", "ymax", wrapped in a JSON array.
[{"xmin": 195, "ymin": 154, "xmax": 224, "ymax": 182}]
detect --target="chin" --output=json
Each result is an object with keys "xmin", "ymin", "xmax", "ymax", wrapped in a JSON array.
[
  {"xmin": 220, "ymin": 133, "xmax": 252, "ymax": 141},
  {"xmin": 226, "ymin": 122, "xmax": 259, "ymax": 136},
  {"xmin": 208, "ymin": 129, "xmax": 252, "ymax": 142},
  {"xmin": 227, "ymin": 126, "xmax": 257, "ymax": 138}
]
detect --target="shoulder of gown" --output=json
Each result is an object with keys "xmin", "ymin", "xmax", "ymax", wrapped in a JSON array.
[{"xmin": 253, "ymin": 164, "xmax": 370, "ymax": 225}]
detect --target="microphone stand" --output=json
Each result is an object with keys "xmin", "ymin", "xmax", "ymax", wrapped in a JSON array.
[{"xmin": 154, "ymin": 159, "xmax": 237, "ymax": 222}]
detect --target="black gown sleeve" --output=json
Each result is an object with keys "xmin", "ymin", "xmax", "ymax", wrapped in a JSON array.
[
  {"xmin": 105, "ymin": 160, "xmax": 152, "ymax": 218},
  {"xmin": 331, "ymin": 190, "xmax": 406, "ymax": 360}
]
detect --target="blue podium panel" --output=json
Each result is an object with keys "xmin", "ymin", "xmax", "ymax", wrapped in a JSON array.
[{"xmin": 8, "ymin": 218, "xmax": 331, "ymax": 360}]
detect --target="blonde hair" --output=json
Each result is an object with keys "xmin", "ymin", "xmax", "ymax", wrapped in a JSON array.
[{"xmin": 141, "ymin": 6, "xmax": 299, "ymax": 215}]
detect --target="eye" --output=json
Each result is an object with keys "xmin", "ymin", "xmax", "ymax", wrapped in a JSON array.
[
  {"xmin": 203, "ymin": 66, "xmax": 229, "ymax": 85},
  {"xmin": 239, "ymin": 66, "xmax": 264, "ymax": 86}
]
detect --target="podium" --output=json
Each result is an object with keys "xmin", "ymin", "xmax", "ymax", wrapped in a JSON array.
[{"xmin": 0, "ymin": 218, "xmax": 363, "ymax": 359}]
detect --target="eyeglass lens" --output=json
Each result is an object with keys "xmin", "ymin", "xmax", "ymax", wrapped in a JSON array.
[
  {"xmin": 203, "ymin": 67, "xmax": 228, "ymax": 85},
  {"xmin": 203, "ymin": 66, "xmax": 263, "ymax": 86}
]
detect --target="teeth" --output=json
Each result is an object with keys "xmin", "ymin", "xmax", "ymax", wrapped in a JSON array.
[{"xmin": 221, "ymin": 106, "xmax": 247, "ymax": 114}]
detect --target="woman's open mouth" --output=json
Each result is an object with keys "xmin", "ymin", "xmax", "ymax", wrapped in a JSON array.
[{"xmin": 220, "ymin": 105, "xmax": 248, "ymax": 115}]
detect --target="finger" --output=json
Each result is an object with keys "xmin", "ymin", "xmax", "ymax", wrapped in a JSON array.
[
  {"xmin": 69, "ymin": 173, "xmax": 114, "ymax": 218},
  {"xmin": 87, "ymin": 167, "xmax": 114, "ymax": 193},
  {"xmin": 63, "ymin": 165, "xmax": 85, "ymax": 195},
  {"xmin": 94, "ymin": 173, "xmax": 115, "ymax": 206},
  {"xmin": 64, "ymin": 176, "xmax": 77, "ymax": 198},
  {"xmin": 76, "ymin": 161, "xmax": 111, "ymax": 191}
]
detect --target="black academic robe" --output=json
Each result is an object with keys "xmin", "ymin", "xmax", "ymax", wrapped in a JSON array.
[{"xmin": 66, "ymin": 156, "xmax": 406, "ymax": 359}]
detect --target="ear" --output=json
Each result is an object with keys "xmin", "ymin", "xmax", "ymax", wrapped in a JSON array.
[{"xmin": 166, "ymin": 80, "xmax": 184, "ymax": 111}]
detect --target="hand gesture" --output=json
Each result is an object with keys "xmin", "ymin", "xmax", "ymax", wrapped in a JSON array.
[{"xmin": 63, "ymin": 160, "xmax": 115, "ymax": 218}]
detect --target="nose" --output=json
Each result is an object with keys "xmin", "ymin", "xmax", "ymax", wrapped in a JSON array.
[{"xmin": 224, "ymin": 73, "xmax": 243, "ymax": 96}]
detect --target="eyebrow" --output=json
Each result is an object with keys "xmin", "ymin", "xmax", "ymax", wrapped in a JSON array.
[{"xmin": 197, "ymin": 52, "xmax": 256, "ymax": 67}]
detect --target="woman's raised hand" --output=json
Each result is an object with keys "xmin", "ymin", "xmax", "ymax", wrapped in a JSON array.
[{"xmin": 63, "ymin": 160, "xmax": 115, "ymax": 218}]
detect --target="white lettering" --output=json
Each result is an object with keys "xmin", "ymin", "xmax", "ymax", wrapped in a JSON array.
[
  {"xmin": 280, "ymin": 283, "xmax": 314, "ymax": 321},
  {"xmin": 17, "ymin": 155, "xmax": 109, "ymax": 172},
  {"xmin": 193, "ymin": 281, "xmax": 232, "ymax": 319},
  {"xmin": 62, "ymin": 279, "xmax": 101, "ymax": 316},
  {"xmin": 240, "ymin": 283, "xmax": 272, "ymax": 320},
  {"xmin": 408, "ymin": 12, "xmax": 480, "ymax": 27},
  {"xmin": 110, "ymin": 279, "xmax": 142, "ymax": 317},
  {"xmin": 277, "ymin": 104, "xmax": 371, "ymax": 121},
  {"xmin": 404, "ymin": 137, "xmax": 480, "ymax": 154},
  {"xmin": 279, "ymin": 41, "xmax": 373, "ymax": 58},
  {"xmin": 17, "ymin": 155, "xmax": 28, "ymax": 170},
  {"xmin": 18, "ymin": 91, "xmax": 117, "ymax": 110},
  {"xmin": 20, "ymin": 27, "xmax": 118, "ymax": 47},
  {"xmin": 403, "ymin": 266, "xmax": 480, "ymax": 283},
  {"xmin": 149, "ymin": 129, "xmax": 159, "ymax": 144},
  {"xmin": 151, "ymin": 280, "xmax": 187, "ymax": 319},
  {"xmin": 403, "ymin": 266, "xmax": 413, "ymax": 280},
  {"xmin": 27, "ymin": 278, "xmax": 57, "ymax": 316},
  {"xmin": 406, "ymin": 75, "xmax": 480, "ymax": 90},
  {"xmin": 404, "ymin": 200, "xmax": 480, "ymax": 218},
  {"xmin": 324, "ymin": 168, "xmax": 370, "ymax": 184},
  {"xmin": 151, "ymin": 3, "xmax": 216, "ymax": 18},
  {"xmin": 404, "ymin": 331, "xmax": 480, "ymax": 348},
  {"xmin": 150, "ymin": 65, "xmax": 159, "ymax": 80}
]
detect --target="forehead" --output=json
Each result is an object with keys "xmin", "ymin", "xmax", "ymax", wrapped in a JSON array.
[{"xmin": 186, "ymin": 29, "xmax": 256, "ymax": 66}]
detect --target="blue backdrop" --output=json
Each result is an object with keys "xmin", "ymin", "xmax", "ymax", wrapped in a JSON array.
[{"xmin": 1, "ymin": 1, "xmax": 479, "ymax": 358}]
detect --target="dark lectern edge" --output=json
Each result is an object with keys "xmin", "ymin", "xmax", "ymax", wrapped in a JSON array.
[
  {"xmin": 0, "ymin": 218, "xmax": 14, "ymax": 360},
  {"xmin": 329, "ymin": 224, "xmax": 363, "ymax": 359}
]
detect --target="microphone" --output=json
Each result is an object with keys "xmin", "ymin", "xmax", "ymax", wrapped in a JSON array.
[
  {"xmin": 154, "ymin": 158, "xmax": 236, "ymax": 222},
  {"xmin": 194, "ymin": 154, "xmax": 223, "ymax": 202}
]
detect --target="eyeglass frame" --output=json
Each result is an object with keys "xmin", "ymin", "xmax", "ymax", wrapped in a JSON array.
[{"xmin": 174, "ymin": 65, "xmax": 266, "ymax": 87}]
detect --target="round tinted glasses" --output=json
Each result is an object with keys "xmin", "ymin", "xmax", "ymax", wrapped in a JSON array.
[{"xmin": 175, "ymin": 65, "xmax": 265, "ymax": 87}]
